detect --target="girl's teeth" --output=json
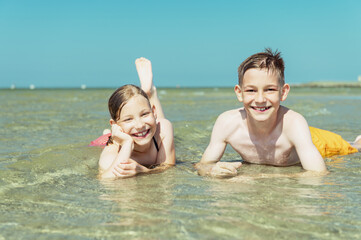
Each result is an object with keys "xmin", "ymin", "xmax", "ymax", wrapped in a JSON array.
[{"xmin": 134, "ymin": 131, "xmax": 147, "ymax": 137}]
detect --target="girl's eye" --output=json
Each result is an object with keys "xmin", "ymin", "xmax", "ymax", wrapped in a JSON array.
[
  {"xmin": 142, "ymin": 112, "xmax": 150, "ymax": 117},
  {"xmin": 123, "ymin": 118, "xmax": 132, "ymax": 122}
]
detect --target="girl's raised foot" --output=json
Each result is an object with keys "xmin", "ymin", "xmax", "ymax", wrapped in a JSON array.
[{"xmin": 135, "ymin": 57, "xmax": 153, "ymax": 96}]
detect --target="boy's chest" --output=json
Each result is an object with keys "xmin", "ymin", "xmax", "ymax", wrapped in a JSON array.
[{"xmin": 228, "ymin": 133, "xmax": 299, "ymax": 166}]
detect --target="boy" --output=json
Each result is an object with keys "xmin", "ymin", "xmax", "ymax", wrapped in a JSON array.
[{"xmin": 195, "ymin": 49, "xmax": 360, "ymax": 178}]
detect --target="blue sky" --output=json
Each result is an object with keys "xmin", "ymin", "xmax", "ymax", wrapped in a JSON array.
[{"xmin": 1, "ymin": 0, "xmax": 361, "ymax": 88}]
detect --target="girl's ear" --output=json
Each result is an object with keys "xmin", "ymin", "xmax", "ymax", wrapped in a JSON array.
[
  {"xmin": 281, "ymin": 84, "xmax": 290, "ymax": 101},
  {"xmin": 109, "ymin": 119, "xmax": 116, "ymax": 125},
  {"xmin": 152, "ymin": 105, "xmax": 157, "ymax": 119},
  {"xmin": 234, "ymin": 84, "xmax": 243, "ymax": 102}
]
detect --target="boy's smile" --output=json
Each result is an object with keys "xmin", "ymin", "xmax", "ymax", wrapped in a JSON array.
[
  {"xmin": 251, "ymin": 106, "xmax": 271, "ymax": 112},
  {"xmin": 235, "ymin": 68, "xmax": 289, "ymax": 123}
]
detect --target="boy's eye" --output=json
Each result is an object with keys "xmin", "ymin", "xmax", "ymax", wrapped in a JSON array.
[
  {"xmin": 245, "ymin": 89, "xmax": 256, "ymax": 92},
  {"xmin": 142, "ymin": 112, "xmax": 150, "ymax": 117},
  {"xmin": 266, "ymin": 88, "xmax": 277, "ymax": 91}
]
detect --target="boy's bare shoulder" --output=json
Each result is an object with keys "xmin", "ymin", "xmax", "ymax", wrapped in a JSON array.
[
  {"xmin": 217, "ymin": 108, "xmax": 244, "ymax": 121},
  {"xmin": 280, "ymin": 106, "xmax": 307, "ymax": 127},
  {"xmin": 214, "ymin": 108, "xmax": 244, "ymax": 133},
  {"xmin": 280, "ymin": 106, "xmax": 310, "ymax": 142}
]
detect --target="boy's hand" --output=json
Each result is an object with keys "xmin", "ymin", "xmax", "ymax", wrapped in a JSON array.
[
  {"xmin": 210, "ymin": 162, "xmax": 242, "ymax": 178},
  {"xmin": 111, "ymin": 124, "xmax": 133, "ymax": 146}
]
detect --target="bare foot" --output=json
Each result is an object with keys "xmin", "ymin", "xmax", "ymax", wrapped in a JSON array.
[
  {"xmin": 103, "ymin": 129, "xmax": 111, "ymax": 135},
  {"xmin": 353, "ymin": 135, "xmax": 361, "ymax": 151},
  {"xmin": 135, "ymin": 57, "xmax": 154, "ymax": 96}
]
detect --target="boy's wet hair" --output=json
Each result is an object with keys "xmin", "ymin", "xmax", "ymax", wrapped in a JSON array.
[
  {"xmin": 238, "ymin": 48, "xmax": 285, "ymax": 86},
  {"xmin": 108, "ymin": 84, "xmax": 150, "ymax": 121}
]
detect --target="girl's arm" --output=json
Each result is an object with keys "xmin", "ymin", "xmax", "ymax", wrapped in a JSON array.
[
  {"xmin": 98, "ymin": 124, "xmax": 140, "ymax": 179},
  {"xmin": 157, "ymin": 118, "xmax": 176, "ymax": 166},
  {"xmin": 113, "ymin": 119, "xmax": 176, "ymax": 177},
  {"xmin": 130, "ymin": 118, "xmax": 175, "ymax": 175},
  {"xmin": 99, "ymin": 142, "xmax": 158, "ymax": 179},
  {"xmin": 98, "ymin": 140, "xmax": 134, "ymax": 179}
]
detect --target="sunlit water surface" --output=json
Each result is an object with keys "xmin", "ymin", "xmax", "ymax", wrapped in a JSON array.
[{"xmin": 0, "ymin": 87, "xmax": 360, "ymax": 239}]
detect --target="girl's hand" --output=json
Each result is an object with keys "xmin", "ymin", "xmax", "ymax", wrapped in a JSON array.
[
  {"xmin": 112, "ymin": 159, "xmax": 150, "ymax": 178},
  {"xmin": 111, "ymin": 124, "xmax": 133, "ymax": 146}
]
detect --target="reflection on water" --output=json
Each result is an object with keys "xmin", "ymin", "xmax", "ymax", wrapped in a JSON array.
[{"xmin": 0, "ymin": 88, "xmax": 360, "ymax": 239}]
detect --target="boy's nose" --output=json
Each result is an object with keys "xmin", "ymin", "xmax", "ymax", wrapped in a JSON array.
[{"xmin": 255, "ymin": 92, "xmax": 266, "ymax": 103}]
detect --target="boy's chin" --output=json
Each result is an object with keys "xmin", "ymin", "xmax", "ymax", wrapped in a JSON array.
[{"xmin": 247, "ymin": 110, "xmax": 275, "ymax": 122}]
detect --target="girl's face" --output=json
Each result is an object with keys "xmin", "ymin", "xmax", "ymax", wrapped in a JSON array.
[{"xmin": 116, "ymin": 95, "xmax": 157, "ymax": 146}]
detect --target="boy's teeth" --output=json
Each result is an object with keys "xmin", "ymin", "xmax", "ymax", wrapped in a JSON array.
[{"xmin": 254, "ymin": 107, "xmax": 269, "ymax": 111}]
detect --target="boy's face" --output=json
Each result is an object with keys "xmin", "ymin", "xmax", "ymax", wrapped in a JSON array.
[{"xmin": 234, "ymin": 68, "xmax": 289, "ymax": 122}]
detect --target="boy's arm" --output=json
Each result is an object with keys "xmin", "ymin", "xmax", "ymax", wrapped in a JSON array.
[
  {"xmin": 288, "ymin": 115, "xmax": 327, "ymax": 172},
  {"xmin": 195, "ymin": 114, "xmax": 242, "ymax": 177}
]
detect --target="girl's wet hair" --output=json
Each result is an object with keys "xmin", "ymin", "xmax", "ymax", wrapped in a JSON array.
[
  {"xmin": 108, "ymin": 84, "xmax": 150, "ymax": 121},
  {"xmin": 238, "ymin": 48, "xmax": 285, "ymax": 86}
]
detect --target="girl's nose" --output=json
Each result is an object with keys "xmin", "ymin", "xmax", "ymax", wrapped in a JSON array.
[{"xmin": 134, "ymin": 118, "xmax": 145, "ymax": 129}]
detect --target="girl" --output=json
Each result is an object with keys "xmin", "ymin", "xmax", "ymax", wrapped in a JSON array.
[{"xmin": 97, "ymin": 57, "xmax": 175, "ymax": 179}]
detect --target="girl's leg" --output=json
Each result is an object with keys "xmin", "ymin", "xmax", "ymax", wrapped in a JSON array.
[{"xmin": 135, "ymin": 57, "xmax": 165, "ymax": 119}]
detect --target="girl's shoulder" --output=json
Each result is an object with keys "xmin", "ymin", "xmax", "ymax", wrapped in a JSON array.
[
  {"xmin": 155, "ymin": 118, "xmax": 173, "ymax": 144},
  {"xmin": 156, "ymin": 118, "xmax": 173, "ymax": 131}
]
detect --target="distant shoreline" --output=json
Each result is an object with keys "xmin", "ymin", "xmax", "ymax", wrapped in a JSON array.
[
  {"xmin": 1, "ymin": 82, "xmax": 361, "ymax": 90},
  {"xmin": 291, "ymin": 82, "xmax": 361, "ymax": 88}
]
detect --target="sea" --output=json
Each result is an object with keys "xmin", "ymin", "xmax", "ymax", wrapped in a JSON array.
[{"xmin": 0, "ymin": 87, "xmax": 360, "ymax": 239}]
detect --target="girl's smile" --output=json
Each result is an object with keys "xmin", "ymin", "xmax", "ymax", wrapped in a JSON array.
[{"xmin": 131, "ymin": 129, "xmax": 150, "ymax": 138}]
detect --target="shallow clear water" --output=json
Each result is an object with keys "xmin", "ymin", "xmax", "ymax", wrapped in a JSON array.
[{"xmin": 0, "ymin": 87, "xmax": 360, "ymax": 239}]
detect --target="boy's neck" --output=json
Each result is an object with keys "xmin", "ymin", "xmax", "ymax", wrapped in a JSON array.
[{"xmin": 246, "ymin": 110, "xmax": 280, "ymax": 136}]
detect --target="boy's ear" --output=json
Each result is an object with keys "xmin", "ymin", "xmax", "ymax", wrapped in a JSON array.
[
  {"xmin": 234, "ymin": 85, "xmax": 243, "ymax": 102},
  {"xmin": 281, "ymin": 84, "xmax": 290, "ymax": 101},
  {"xmin": 152, "ymin": 105, "xmax": 157, "ymax": 119},
  {"xmin": 109, "ymin": 119, "xmax": 116, "ymax": 125}
]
